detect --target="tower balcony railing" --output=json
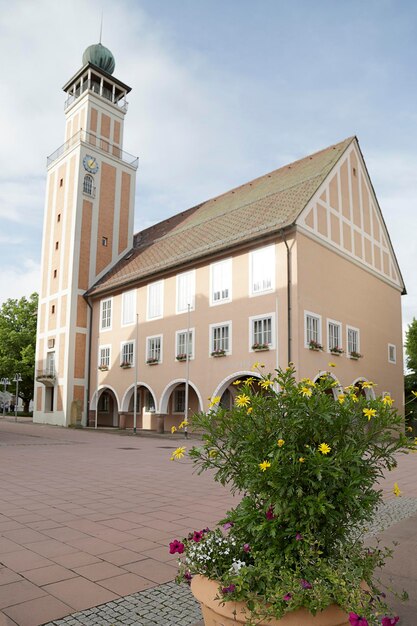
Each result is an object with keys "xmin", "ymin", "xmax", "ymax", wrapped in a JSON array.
[
  {"xmin": 64, "ymin": 80, "xmax": 128, "ymax": 112},
  {"xmin": 46, "ymin": 129, "xmax": 139, "ymax": 169},
  {"xmin": 36, "ymin": 369, "xmax": 57, "ymax": 387}
]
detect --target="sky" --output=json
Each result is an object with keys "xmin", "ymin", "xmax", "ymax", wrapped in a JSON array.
[{"xmin": 0, "ymin": 0, "xmax": 417, "ymax": 336}]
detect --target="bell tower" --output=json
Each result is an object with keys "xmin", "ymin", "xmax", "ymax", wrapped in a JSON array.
[{"xmin": 34, "ymin": 43, "xmax": 138, "ymax": 426}]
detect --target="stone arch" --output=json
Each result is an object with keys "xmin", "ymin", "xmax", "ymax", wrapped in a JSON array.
[
  {"xmin": 159, "ymin": 379, "xmax": 204, "ymax": 415},
  {"xmin": 352, "ymin": 377, "xmax": 376, "ymax": 400},
  {"xmin": 121, "ymin": 382, "xmax": 157, "ymax": 413},
  {"xmin": 90, "ymin": 385, "xmax": 120, "ymax": 427},
  {"xmin": 313, "ymin": 370, "xmax": 342, "ymax": 399},
  {"xmin": 211, "ymin": 371, "xmax": 263, "ymax": 410}
]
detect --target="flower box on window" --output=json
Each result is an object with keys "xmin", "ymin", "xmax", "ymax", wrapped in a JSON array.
[
  {"xmin": 120, "ymin": 361, "xmax": 132, "ymax": 369},
  {"xmin": 176, "ymin": 354, "xmax": 188, "ymax": 362},
  {"xmin": 98, "ymin": 365, "xmax": 109, "ymax": 371},
  {"xmin": 309, "ymin": 340, "xmax": 323, "ymax": 351},
  {"xmin": 211, "ymin": 349, "xmax": 226, "ymax": 358},
  {"xmin": 330, "ymin": 347, "xmax": 344, "ymax": 355},
  {"xmin": 146, "ymin": 358, "xmax": 159, "ymax": 365},
  {"xmin": 252, "ymin": 343, "xmax": 270, "ymax": 352},
  {"xmin": 349, "ymin": 351, "xmax": 363, "ymax": 361}
]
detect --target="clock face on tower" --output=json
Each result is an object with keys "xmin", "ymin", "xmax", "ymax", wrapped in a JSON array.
[{"xmin": 83, "ymin": 155, "xmax": 99, "ymax": 174}]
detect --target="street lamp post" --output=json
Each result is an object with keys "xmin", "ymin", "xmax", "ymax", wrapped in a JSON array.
[
  {"xmin": 1, "ymin": 378, "xmax": 10, "ymax": 418},
  {"xmin": 13, "ymin": 373, "xmax": 22, "ymax": 422}
]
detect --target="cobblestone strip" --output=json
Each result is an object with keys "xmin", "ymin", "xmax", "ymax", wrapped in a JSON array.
[{"xmin": 44, "ymin": 498, "xmax": 417, "ymax": 626}]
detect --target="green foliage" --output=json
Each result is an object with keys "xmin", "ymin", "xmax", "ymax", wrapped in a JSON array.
[
  {"xmin": 179, "ymin": 366, "xmax": 415, "ymax": 624},
  {"xmin": 0, "ymin": 293, "xmax": 38, "ymax": 411},
  {"xmin": 405, "ymin": 317, "xmax": 417, "ymax": 376}
]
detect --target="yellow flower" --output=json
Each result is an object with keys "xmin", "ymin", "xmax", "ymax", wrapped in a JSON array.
[
  {"xmin": 170, "ymin": 446, "xmax": 186, "ymax": 461},
  {"xmin": 251, "ymin": 362, "xmax": 260, "ymax": 370},
  {"xmin": 414, "ymin": 437, "xmax": 417, "ymax": 445},
  {"xmin": 260, "ymin": 379, "xmax": 274, "ymax": 389},
  {"xmin": 247, "ymin": 407, "xmax": 253, "ymax": 415},
  {"xmin": 245, "ymin": 377, "xmax": 255, "ymax": 384},
  {"xmin": 382, "ymin": 395, "xmax": 394, "ymax": 407},
  {"xmin": 277, "ymin": 439, "xmax": 285, "ymax": 447},
  {"xmin": 208, "ymin": 396, "xmax": 221, "ymax": 408},
  {"xmin": 299, "ymin": 457, "xmax": 305, "ymax": 463},
  {"xmin": 344, "ymin": 385, "xmax": 354, "ymax": 392},
  {"xmin": 171, "ymin": 426, "xmax": 177, "ymax": 434},
  {"xmin": 235, "ymin": 394, "xmax": 251, "ymax": 408},
  {"xmin": 350, "ymin": 394, "xmax": 358, "ymax": 403},
  {"xmin": 318, "ymin": 443, "xmax": 331, "ymax": 455},
  {"xmin": 406, "ymin": 426, "xmax": 413, "ymax": 432},
  {"xmin": 300, "ymin": 386, "xmax": 312, "ymax": 398},
  {"xmin": 393, "ymin": 482, "xmax": 402, "ymax": 497},
  {"xmin": 362, "ymin": 381, "xmax": 375, "ymax": 389},
  {"xmin": 259, "ymin": 460, "xmax": 271, "ymax": 472},
  {"xmin": 178, "ymin": 420, "xmax": 188, "ymax": 430},
  {"xmin": 232, "ymin": 380, "xmax": 242, "ymax": 386},
  {"xmin": 301, "ymin": 378, "xmax": 315, "ymax": 387},
  {"xmin": 208, "ymin": 449, "xmax": 218, "ymax": 458},
  {"xmin": 338, "ymin": 394, "xmax": 346, "ymax": 404},
  {"xmin": 412, "ymin": 391, "xmax": 417, "ymax": 398},
  {"xmin": 363, "ymin": 408, "xmax": 377, "ymax": 421},
  {"xmin": 328, "ymin": 362, "xmax": 337, "ymax": 368}
]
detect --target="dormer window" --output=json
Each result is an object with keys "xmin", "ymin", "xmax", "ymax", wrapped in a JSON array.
[{"xmin": 83, "ymin": 174, "xmax": 94, "ymax": 196}]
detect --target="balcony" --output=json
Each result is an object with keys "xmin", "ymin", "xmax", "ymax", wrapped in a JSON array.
[
  {"xmin": 64, "ymin": 79, "xmax": 128, "ymax": 113},
  {"xmin": 47, "ymin": 129, "xmax": 139, "ymax": 169},
  {"xmin": 36, "ymin": 370, "xmax": 56, "ymax": 387}
]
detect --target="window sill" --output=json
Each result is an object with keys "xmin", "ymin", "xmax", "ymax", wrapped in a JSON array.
[
  {"xmin": 211, "ymin": 353, "xmax": 227, "ymax": 358},
  {"xmin": 147, "ymin": 361, "xmax": 160, "ymax": 366}
]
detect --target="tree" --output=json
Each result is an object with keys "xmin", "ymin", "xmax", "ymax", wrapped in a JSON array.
[
  {"xmin": 0, "ymin": 293, "xmax": 38, "ymax": 413},
  {"xmin": 405, "ymin": 318, "xmax": 417, "ymax": 429}
]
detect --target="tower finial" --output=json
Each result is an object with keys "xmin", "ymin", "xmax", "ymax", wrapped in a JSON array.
[{"xmin": 99, "ymin": 10, "xmax": 103, "ymax": 44}]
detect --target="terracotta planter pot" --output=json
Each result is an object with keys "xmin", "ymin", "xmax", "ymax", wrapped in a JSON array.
[{"xmin": 191, "ymin": 575, "xmax": 350, "ymax": 626}]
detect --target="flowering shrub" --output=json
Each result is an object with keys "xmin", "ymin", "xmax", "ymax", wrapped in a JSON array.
[
  {"xmin": 350, "ymin": 351, "xmax": 363, "ymax": 359},
  {"xmin": 309, "ymin": 339, "xmax": 323, "ymax": 351},
  {"xmin": 329, "ymin": 346, "xmax": 344, "ymax": 355},
  {"xmin": 170, "ymin": 365, "xmax": 416, "ymax": 625}
]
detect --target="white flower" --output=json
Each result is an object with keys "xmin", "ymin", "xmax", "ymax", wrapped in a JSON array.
[{"xmin": 229, "ymin": 560, "xmax": 245, "ymax": 574}]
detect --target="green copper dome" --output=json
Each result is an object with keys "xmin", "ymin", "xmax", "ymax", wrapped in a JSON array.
[{"xmin": 82, "ymin": 43, "xmax": 115, "ymax": 75}]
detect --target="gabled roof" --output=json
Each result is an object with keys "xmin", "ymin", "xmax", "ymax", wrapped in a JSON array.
[{"xmin": 88, "ymin": 136, "xmax": 355, "ymax": 296}]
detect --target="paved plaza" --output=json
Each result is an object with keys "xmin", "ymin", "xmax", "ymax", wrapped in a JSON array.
[{"xmin": 0, "ymin": 419, "xmax": 416, "ymax": 625}]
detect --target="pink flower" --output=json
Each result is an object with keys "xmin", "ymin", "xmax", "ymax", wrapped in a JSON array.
[
  {"xmin": 169, "ymin": 539, "xmax": 185, "ymax": 554},
  {"xmin": 300, "ymin": 579, "xmax": 312, "ymax": 590},
  {"xmin": 193, "ymin": 531, "xmax": 204, "ymax": 542},
  {"xmin": 265, "ymin": 505, "xmax": 275, "ymax": 520},
  {"xmin": 184, "ymin": 571, "xmax": 192, "ymax": 584},
  {"xmin": 381, "ymin": 618, "xmax": 399, "ymax": 626},
  {"xmin": 295, "ymin": 532, "xmax": 303, "ymax": 541},
  {"xmin": 223, "ymin": 522, "xmax": 234, "ymax": 530},
  {"xmin": 222, "ymin": 584, "xmax": 236, "ymax": 594},
  {"xmin": 348, "ymin": 613, "xmax": 369, "ymax": 626},
  {"xmin": 243, "ymin": 543, "xmax": 251, "ymax": 553},
  {"xmin": 283, "ymin": 593, "xmax": 292, "ymax": 601}
]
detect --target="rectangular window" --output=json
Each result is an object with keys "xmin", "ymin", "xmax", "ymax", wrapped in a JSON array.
[
  {"xmin": 328, "ymin": 320, "xmax": 342, "ymax": 352},
  {"xmin": 176, "ymin": 329, "xmax": 194, "ymax": 359},
  {"xmin": 176, "ymin": 270, "xmax": 195, "ymax": 313},
  {"xmin": 252, "ymin": 316, "xmax": 272, "ymax": 347},
  {"xmin": 147, "ymin": 336, "xmax": 162, "ymax": 363},
  {"xmin": 147, "ymin": 281, "xmax": 164, "ymax": 320},
  {"xmin": 99, "ymin": 346, "xmax": 110, "ymax": 368},
  {"xmin": 250, "ymin": 245, "xmax": 275, "ymax": 295},
  {"xmin": 174, "ymin": 388, "xmax": 186, "ymax": 413},
  {"xmin": 388, "ymin": 344, "xmax": 396, "ymax": 364},
  {"xmin": 121, "ymin": 341, "xmax": 134, "ymax": 366},
  {"xmin": 305, "ymin": 312, "xmax": 321, "ymax": 347},
  {"xmin": 100, "ymin": 298, "xmax": 112, "ymax": 330},
  {"xmin": 46, "ymin": 352, "xmax": 55, "ymax": 375},
  {"xmin": 210, "ymin": 323, "xmax": 231, "ymax": 355},
  {"xmin": 211, "ymin": 259, "xmax": 232, "ymax": 305},
  {"xmin": 121, "ymin": 290, "xmax": 136, "ymax": 326},
  {"xmin": 102, "ymin": 236, "xmax": 108, "ymax": 247},
  {"xmin": 347, "ymin": 326, "xmax": 360, "ymax": 355}
]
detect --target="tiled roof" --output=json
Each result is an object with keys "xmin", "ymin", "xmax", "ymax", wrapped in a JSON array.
[{"xmin": 88, "ymin": 136, "xmax": 354, "ymax": 296}]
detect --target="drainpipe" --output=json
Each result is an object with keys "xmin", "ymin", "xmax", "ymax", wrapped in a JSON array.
[
  {"xmin": 280, "ymin": 230, "xmax": 292, "ymax": 365},
  {"xmin": 83, "ymin": 294, "xmax": 93, "ymax": 427}
]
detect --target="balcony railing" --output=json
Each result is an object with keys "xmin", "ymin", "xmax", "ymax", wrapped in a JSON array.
[
  {"xmin": 46, "ymin": 129, "xmax": 139, "ymax": 169},
  {"xmin": 64, "ymin": 79, "xmax": 128, "ymax": 112},
  {"xmin": 36, "ymin": 370, "xmax": 56, "ymax": 387}
]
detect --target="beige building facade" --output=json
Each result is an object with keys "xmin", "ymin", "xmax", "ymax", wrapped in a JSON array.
[{"xmin": 35, "ymin": 45, "xmax": 405, "ymax": 429}]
